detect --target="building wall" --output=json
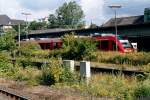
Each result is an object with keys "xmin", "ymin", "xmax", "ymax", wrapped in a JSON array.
[
  {"xmin": 99, "ymin": 25, "xmax": 150, "ymax": 51},
  {"xmin": 18, "ymin": 24, "xmax": 150, "ymax": 51},
  {"xmin": 3, "ymin": 25, "xmax": 12, "ymax": 29}
]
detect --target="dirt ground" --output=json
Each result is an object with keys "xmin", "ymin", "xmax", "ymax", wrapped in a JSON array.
[{"xmin": 0, "ymin": 78, "xmax": 110, "ymax": 100}]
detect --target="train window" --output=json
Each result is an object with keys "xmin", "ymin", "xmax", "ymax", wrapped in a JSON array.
[
  {"xmin": 112, "ymin": 41, "xmax": 116, "ymax": 51},
  {"xmin": 46, "ymin": 43, "xmax": 50, "ymax": 49},
  {"xmin": 101, "ymin": 40, "xmax": 109, "ymax": 50},
  {"xmin": 121, "ymin": 41, "xmax": 132, "ymax": 48},
  {"xmin": 54, "ymin": 43, "xmax": 57, "ymax": 49},
  {"xmin": 40, "ymin": 43, "xmax": 45, "ymax": 49}
]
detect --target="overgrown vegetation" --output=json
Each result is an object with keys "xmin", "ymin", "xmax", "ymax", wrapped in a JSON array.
[
  {"xmin": 0, "ymin": 31, "xmax": 150, "ymax": 99},
  {"xmin": 62, "ymin": 34, "xmax": 97, "ymax": 60},
  {"xmin": 87, "ymin": 51, "xmax": 150, "ymax": 66},
  {"xmin": 0, "ymin": 31, "xmax": 16, "ymax": 52},
  {"xmin": 48, "ymin": 1, "xmax": 85, "ymax": 29}
]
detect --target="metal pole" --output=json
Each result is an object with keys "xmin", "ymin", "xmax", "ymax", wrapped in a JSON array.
[
  {"xmin": 18, "ymin": 24, "xmax": 20, "ymax": 48},
  {"xmin": 22, "ymin": 12, "xmax": 31, "ymax": 40},
  {"xmin": 114, "ymin": 9, "xmax": 118, "ymax": 51},
  {"xmin": 108, "ymin": 5, "xmax": 121, "ymax": 51},
  {"xmin": 25, "ymin": 15, "xmax": 28, "ymax": 39}
]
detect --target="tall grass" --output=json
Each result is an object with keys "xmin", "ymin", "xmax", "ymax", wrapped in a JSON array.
[{"xmin": 87, "ymin": 51, "xmax": 150, "ymax": 66}]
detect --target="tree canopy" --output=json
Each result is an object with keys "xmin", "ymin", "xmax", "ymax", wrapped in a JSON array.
[
  {"xmin": 29, "ymin": 21, "xmax": 47, "ymax": 30},
  {"xmin": 0, "ymin": 31, "xmax": 16, "ymax": 51},
  {"xmin": 48, "ymin": 1, "xmax": 85, "ymax": 29},
  {"xmin": 48, "ymin": 14, "xmax": 58, "ymax": 28}
]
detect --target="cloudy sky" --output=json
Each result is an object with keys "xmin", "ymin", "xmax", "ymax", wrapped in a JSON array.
[{"xmin": 0, "ymin": 0, "xmax": 150, "ymax": 25}]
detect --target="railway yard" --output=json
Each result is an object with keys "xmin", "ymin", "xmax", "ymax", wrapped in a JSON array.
[
  {"xmin": 0, "ymin": 0, "xmax": 150, "ymax": 99},
  {"xmin": 0, "ymin": 35, "xmax": 149, "ymax": 99},
  {"xmin": 0, "ymin": 78, "xmax": 108, "ymax": 100}
]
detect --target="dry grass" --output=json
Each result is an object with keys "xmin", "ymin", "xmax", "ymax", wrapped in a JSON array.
[{"xmin": 87, "ymin": 51, "xmax": 150, "ymax": 66}]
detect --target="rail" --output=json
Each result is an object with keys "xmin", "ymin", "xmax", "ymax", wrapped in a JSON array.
[
  {"xmin": 11, "ymin": 59, "xmax": 145, "ymax": 76},
  {"xmin": 0, "ymin": 86, "xmax": 29, "ymax": 100},
  {"xmin": 75, "ymin": 64, "xmax": 145, "ymax": 75}
]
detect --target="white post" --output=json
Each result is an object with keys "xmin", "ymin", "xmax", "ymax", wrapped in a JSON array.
[
  {"xmin": 80, "ymin": 61, "xmax": 91, "ymax": 79},
  {"xmin": 63, "ymin": 60, "xmax": 74, "ymax": 72}
]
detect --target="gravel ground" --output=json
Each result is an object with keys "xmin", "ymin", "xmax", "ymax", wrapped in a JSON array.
[
  {"xmin": 0, "ymin": 78, "xmax": 112, "ymax": 100},
  {"xmin": 0, "ymin": 93, "xmax": 10, "ymax": 100}
]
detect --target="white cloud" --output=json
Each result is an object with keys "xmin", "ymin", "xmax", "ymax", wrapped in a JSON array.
[
  {"xmin": 0, "ymin": 0, "xmax": 55, "ymax": 21},
  {"xmin": 1, "ymin": 0, "xmax": 149, "ymax": 26},
  {"xmin": 0, "ymin": 0, "xmax": 105, "ymax": 25},
  {"xmin": 80, "ymin": 0, "xmax": 105, "ymax": 25},
  {"xmin": 17, "ymin": 0, "xmax": 64, "ymax": 11},
  {"xmin": 0, "ymin": 0, "xmax": 22, "ymax": 18}
]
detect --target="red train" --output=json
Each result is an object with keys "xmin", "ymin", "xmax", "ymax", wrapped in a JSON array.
[
  {"xmin": 92, "ymin": 34, "xmax": 134, "ymax": 53},
  {"xmin": 37, "ymin": 38, "xmax": 62, "ymax": 50},
  {"xmin": 25, "ymin": 34, "xmax": 134, "ymax": 53}
]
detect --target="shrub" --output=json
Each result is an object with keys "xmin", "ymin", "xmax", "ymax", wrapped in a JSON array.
[
  {"xmin": 59, "ymin": 67, "xmax": 79, "ymax": 83},
  {"xmin": 133, "ymin": 79, "xmax": 150, "ymax": 98},
  {"xmin": 18, "ymin": 42, "xmax": 41, "ymax": 57},
  {"xmin": 0, "ymin": 51, "xmax": 14, "ymax": 75},
  {"xmin": 62, "ymin": 34, "xmax": 97, "ymax": 60},
  {"xmin": 38, "ymin": 58, "xmax": 63, "ymax": 85},
  {"xmin": 0, "ymin": 31, "xmax": 16, "ymax": 51},
  {"xmin": 39, "ymin": 65, "xmax": 55, "ymax": 85}
]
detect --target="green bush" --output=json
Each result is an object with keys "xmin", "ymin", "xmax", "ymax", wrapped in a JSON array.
[
  {"xmin": 62, "ymin": 34, "xmax": 97, "ymax": 60},
  {"xmin": 39, "ymin": 66, "xmax": 55, "ymax": 85},
  {"xmin": 60, "ymin": 67, "xmax": 79, "ymax": 83},
  {"xmin": 18, "ymin": 42, "xmax": 41, "ymax": 57},
  {"xmin": 38, "ymin": 58, "xmax": 63, "ymax": 85},
  {"xmin": 0, "ymin": 51, "xmax": 14, "ymax": 75},
  {"xmin": 0, "ymin": 31, "xmax": 16, "ymax": 51},
  {"xmin": 133, "ymin": 79, "xmax": 150, "ymax": 98}
]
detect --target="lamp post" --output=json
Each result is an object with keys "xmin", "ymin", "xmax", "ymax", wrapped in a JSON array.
[
  {"xmin": 108, "ymin": 5, "xmax": 122, "ymax": 51},
  {"xmin": 21, "ymin": 12, "xmax": 31, "ymax": 40}
]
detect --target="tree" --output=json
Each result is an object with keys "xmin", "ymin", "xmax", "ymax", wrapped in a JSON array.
[
  {"xmin": 62, "ymin": 34, "xmax": 97, "ymax": 60},
  {"xmin": 90, "ymin": 23, "xmax": 98, "ymax": 28},
  {"xmin": 29, "ymin": 21, "xmax": 47, "ymax": 30},
  {"xmin": 13, "ymin": 24, "xmax": 27, "ymax": 35},
  {"xmin": 47, "ymin": 14, "xmax": 59, "ymax": 28},
  {"xmin": 48, "ymin": 1, "xmax": 85, "ymax": 29},
  {"xmin": 0, "ymin": 31, "xmax": 16, "ymax": 51}
]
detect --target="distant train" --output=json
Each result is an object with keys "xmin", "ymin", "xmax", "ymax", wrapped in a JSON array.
[
  {"xmin": 92, "ymin": 34, "xmax": 134, "ymax": 53},
  {"xmin": 23, "ymin": 34, "xmax": 134, "ymax": 53}
]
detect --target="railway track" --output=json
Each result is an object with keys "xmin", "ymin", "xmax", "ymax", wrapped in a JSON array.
[
  {"xmin": 75, "ymin": 64, "xmax": 145, "ymax": 76},
  {"xmin": 11, "ymin": 59, "xmax": 145, "ymax": 76},
  {"xmin": 0, "ymin": 86, "xmax": 29, "ymax": 100}
]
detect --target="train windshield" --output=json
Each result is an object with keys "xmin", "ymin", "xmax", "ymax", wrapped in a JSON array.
[
  {"xmin": 117, "ymin": 36, "xmax": 123, "ymax": 40},
  {"xmin": 119, "ymin": 40, "xmax": 132, "ymax": 48}
]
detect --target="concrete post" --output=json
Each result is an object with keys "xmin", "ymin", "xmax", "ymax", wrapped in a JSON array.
[
  {"xmin": 63, "ymin": 60, "xmax": 74, "ymax": 72},
  {"xmin": 80, "ymin": 61, "xmax": 91, "ymax": 79}
]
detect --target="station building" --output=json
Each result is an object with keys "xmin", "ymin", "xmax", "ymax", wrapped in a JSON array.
[
  {"xmin": 19, "ymin": 8, "xmax": 150, "ymax": 51},
  {"xmin": 0, "ymin": 15, "xmax": 24, "ymax": 33},
  {"xmin": 101, "ymin": 7, "xmax": 150, "ymax": 51}
]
